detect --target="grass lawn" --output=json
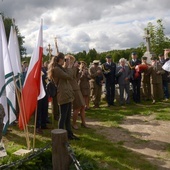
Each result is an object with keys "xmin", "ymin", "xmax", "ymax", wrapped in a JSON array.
[{"xmin": 0, "ymin": 99, "xmax": 170, "ymax": 170}]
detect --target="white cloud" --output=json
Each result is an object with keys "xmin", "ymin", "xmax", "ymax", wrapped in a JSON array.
[{"xmin": 0, "ymin": 0, "xmax": 170, "ymax": 55}]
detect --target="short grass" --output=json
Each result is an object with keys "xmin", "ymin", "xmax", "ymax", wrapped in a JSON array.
[{"xmin": 0, "ymin": 99, "xmax": 170, "ymax": 169}]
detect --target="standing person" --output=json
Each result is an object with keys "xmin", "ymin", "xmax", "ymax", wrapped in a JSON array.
[
  {"xmin": 47, "ymin": 52, "xmax": 79, "ymax": 140},
  {"xmin": 36, "ymin": 62, "xmax": 49, "ymax": 134},
  {"xmin": 21, "ymin": 61, "xmax": 28, "ymax": 84},
  {"xmin": 64, "ymin": 55, "xmax": 87, "ymax": 130},
  {"xmin": 128, "ymin": 52, "xmax": 141, "ymax": 103},
  {"xmin": 89, "ymin": 60, "xmax": 104, "ymax": 108},
  {"xmin": 102, "ymin": 55, "xmax": 116, "ymax": 107},
  {"xmin": 47, "ymin": 58, "xmax": 60, "ymax": 121},
  {"xmin": 149, "ymin": 56, "xmax": 165, "ymax": 104},
  {"xmin": 79, "ymin": 61, "xmax": 91, "ymax": 110},
  {"xmin": 141, "ymin": 56, "xmax": 151, "ymax": 101},
  {"xmin": 158, "ymin": 53, "xmax": 169, "ymax": 101},
  {"xmin": 116, "ymin": 58, "xmax": 131, "ymax": 105},
  {"xmin": 42, "ymin": 61, "xmax": 51, "ymax": 123}
]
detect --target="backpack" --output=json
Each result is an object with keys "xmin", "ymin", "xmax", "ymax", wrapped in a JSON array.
[{"xmin": 46, "ymin": 80, "xmax": 57, "ymax": 97}]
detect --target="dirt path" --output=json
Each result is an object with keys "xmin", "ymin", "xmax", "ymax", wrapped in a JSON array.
[{"xmin": 87, "ymin": 114, "xmax": 170, "ymax": 170}]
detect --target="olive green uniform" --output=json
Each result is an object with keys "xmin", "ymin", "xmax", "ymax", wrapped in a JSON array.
[{"xmin": 89, "ymin": 66, "xmax": 104, "ymax": 107}]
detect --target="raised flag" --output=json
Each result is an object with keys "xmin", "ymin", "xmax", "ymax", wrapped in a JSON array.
[
  {"xmin": 162, "ymin": 60, "xmax": 170, "ymax": 72},
  {"xmin": 0, "ymin": 15, "xmax": 16, "ymax": 126},
  {"xmin": 18, "ymin": 20, "xmax": 45, "ymax": 130},
  {"xmin": 0, "ymin": 17, "xmax": 8, "ymax": 127},
  {"xmin": 8, "ymin": 25, "xmax": 22, "ymax": 77}
]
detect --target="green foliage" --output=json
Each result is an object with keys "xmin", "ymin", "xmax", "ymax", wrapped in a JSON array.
[
  {"xmin": 1, "ymin": 100, "xmax": 170, "ymax": 169},
  {"xmin": 144, "ymin": 19, "xmax": 170, "ymax": 55},
  {"xmin": 73, "ymin": 47, "xmax": 144, "ymax": 65},
  {"xmin": 16, "ymin": 149, "xmax": 52, "ymax": 170},
  {"xmin": 1, "ymin": 13, "xmax": 26, "ymax": 58}
]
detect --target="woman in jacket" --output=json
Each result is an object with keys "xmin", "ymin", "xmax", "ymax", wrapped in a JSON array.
[
  {"xmin": 64, "ymin": 55, "xmax": 87, "ymax": 130},
  {"xmin": 47, "ymin": 52, "xmax": 79, "ymax": 140}
]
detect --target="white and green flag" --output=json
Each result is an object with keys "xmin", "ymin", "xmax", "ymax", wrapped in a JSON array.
[
  {"xmin": 0, "ymin": 19, "xmax": 8, "ymax": 126},
  {"xmin": 8, "ymin": 25, "xmax": 22, "ymax": 78},
  {"xmin": 0, "ymin": 15, "xmax": 16, "ymax": 126}
]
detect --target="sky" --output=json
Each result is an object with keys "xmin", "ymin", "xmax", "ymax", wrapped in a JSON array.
[{"xmin": 0, "ymin": 0, "xmax": 170, "ymax": 56}]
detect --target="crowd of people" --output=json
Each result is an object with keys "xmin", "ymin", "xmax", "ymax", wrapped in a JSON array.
[{"xmin": 21, "ymin": 50, "xmax": 170, "ymax": 140}]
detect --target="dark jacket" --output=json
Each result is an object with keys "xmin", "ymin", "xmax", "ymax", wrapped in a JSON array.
[
  {"xmin": 102, "ymin": 62, "xmax": 116, "ymax": 83},
  {"xmin": 128, "ymin": 59, "xmax": 141, "ymax": 80}
]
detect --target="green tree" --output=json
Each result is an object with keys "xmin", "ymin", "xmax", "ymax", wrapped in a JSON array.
[
  {"xmin": 144, "ymin": 19, "xmax": 170, "ymax": 55},
  {"xmin": 86, "ymin": 48, "xmax": 98, "ymax": 64},
  {"xmin": 2, "ymin": 14, "xmax": 26, "ymax": 58},
  {"xmin": 74, "ymin": 50, "xmax": 87, "ymax": 61}
]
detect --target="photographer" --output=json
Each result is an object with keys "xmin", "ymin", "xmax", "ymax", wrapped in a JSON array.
[{"xmin": 47, "ymin": 53, "xmax": 79, "ymax": 140}]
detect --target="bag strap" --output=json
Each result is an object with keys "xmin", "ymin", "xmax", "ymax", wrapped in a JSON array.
[{"xmin": 51, "ymin": 77, "xmax": 59, "ymax": 87}]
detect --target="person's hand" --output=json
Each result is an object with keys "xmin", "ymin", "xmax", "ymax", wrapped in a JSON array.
[
  {"xmin": 157, "ymin": 71, "xmax": 160, "ymax": 74},
  {"xmin": 97, "ymin": 70, "xmax": 101, "ymax": 74},
  {"xmin": 164, "ymin": 49, "xmax": 170, "ymax": 56},
  {"xmin": 125, "ymin": 77, "xmax": 129, "ymax": 81},
  {"xmin": 73, "ymin": 61, "xmax": 79, "ymax": 68},
  {"xmin": 119, "ymin": 68, "xmax": 124, "ymax": 72}
]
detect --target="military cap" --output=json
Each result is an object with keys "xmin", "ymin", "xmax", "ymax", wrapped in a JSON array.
[
  {"xmin": 142, "ymin": 56, "xmax": 147, "ymax": 60},
  {"xmin": 93, "ymin": 60, "xmax": 100, "ymax": 64},
  {"xmin": 131, "ymin": 52, "xmax": 137, "ymax": 55}
]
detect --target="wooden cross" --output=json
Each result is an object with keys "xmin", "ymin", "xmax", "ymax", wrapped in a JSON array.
[{"xmin": 46, "ymin": 44, "xmax": 53, "ymax": 61}]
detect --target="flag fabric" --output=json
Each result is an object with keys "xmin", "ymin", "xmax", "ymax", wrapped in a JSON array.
[
  {"xmin": 8, "ymin": 25, "xmax": 22, "ymax": 77},
  {"xmin": 0, "ymin": 15, "xmax": 16, "ymax": 125},
  {"xmin": 162, "ymin": 60, "xmax": 170, "ymax": 72},
  {"xmin": 18, "ymin": 20, "xmax": 45, "ymax": 130},
  {"xmin": 8, "ymin": 25, "xmax": 23, "ymax": 124},
  {"xmin": 0, "ymin": 18, "xmax": 8, "ymax": 127}
]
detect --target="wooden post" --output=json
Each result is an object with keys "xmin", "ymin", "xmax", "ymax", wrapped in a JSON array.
[{"xmin": 51, "ymin": 129, "xmax": 70, "ymax": 170}]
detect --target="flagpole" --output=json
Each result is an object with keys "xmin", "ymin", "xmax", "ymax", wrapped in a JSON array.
[
  {"xmin": 33, "ymin": 105, "xmax": 38, "ymax": 152},
  {"xmin": 14, "ymin": 75, "xmax": 31, "ymax": 150},
  {"xmin": 9, "ymin": 23, "xmax": 30, "ymax": 150},
  {"xmin": 18, "ymin": 18, "xmax": 44, "ymax": 151}
]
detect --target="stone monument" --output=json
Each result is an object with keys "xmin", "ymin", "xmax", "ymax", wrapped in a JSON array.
[{"xmin": 143, "ymin": 29, "xmax": 156, "ymax": 63}]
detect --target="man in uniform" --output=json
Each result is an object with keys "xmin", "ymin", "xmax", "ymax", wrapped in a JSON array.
[
  {"xmin": 128, "ymin": 52, "xmax": 141, "ymax": 103},
  {"xmin": 102, "ymin": 55, "xmax": 116, "ymax": 107},
  {"xmin": 89, "ymin": 60, "xmax": 104, "ymax": 108},
  {"xmin": 149, "ymin": 56, "xmax": 165, "ymax": 104}
]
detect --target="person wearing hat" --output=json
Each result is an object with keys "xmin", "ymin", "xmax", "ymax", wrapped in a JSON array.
[
  {"xmin": 102, "ymin": 55, "xmax": 116, "ymax": 107},
  {"xmin": 128, "ymin": 52, "xmax": 142, "ymax": 103},
  {"xmin": 148, "ymin": 55, "xmax": 165, "ymax": 103},
  {"xmin": 89, "ymin": 60, "xmax": 104, "ymax": 108},
  {"xmin": 158, "ymin": 53, "xmax": 169, "ymax": 101},
  {"xmin": 141, "ymin": 56, "xmax": 151, "ymax": 101}
]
